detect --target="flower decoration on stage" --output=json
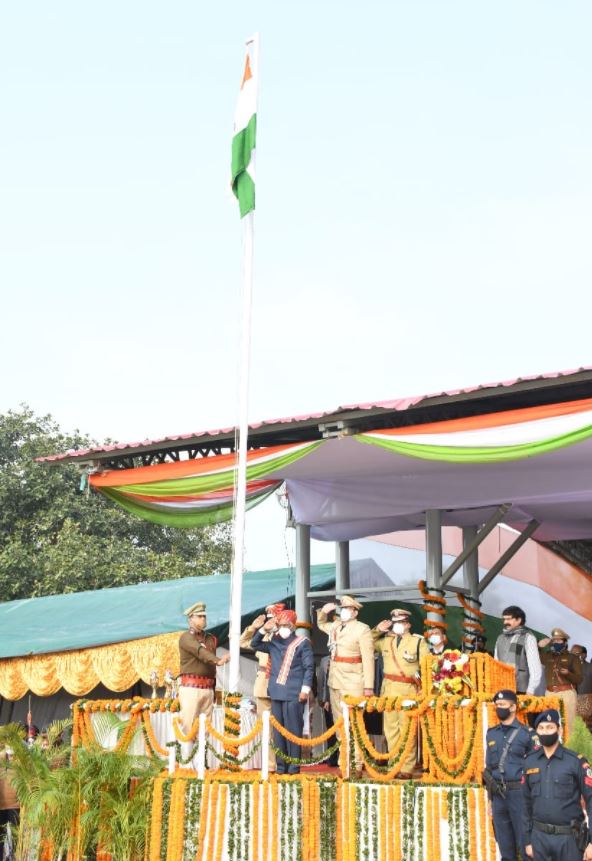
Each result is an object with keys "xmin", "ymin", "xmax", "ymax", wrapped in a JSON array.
[{"xmin": 431, "ymin": 649, "xmax": 473, "ymax": 695}]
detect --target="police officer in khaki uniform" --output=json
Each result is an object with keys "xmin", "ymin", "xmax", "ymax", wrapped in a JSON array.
[
  {"xmin": 373, "ymin": 608, "xmax": 429, "ymax": 779},
  {"xmin": 178, "ymin": 602, "xmax": 230, "ymax": 734},
  {"xmin": 317, "ymin": 595, "xmax": 374, "ymax": 773},
  {"xmin": 240, "ymin": 602, "xmax": 286, "ymax": 714},
  {"xmin": 240, "ymin": 602, "xmax": 285, "ymax": 771},
  {"xmin": 538, "ymin": 628, "xmax": 582, "ymax": 738}
]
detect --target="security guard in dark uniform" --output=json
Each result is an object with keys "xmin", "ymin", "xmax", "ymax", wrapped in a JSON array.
[
  {"xmin": 522, "ymin": 709, "xmax": 592, "ymax": 861},
  {"xmin": 485, "ymin": 689, "xmax": 537, "ymax": 861}
]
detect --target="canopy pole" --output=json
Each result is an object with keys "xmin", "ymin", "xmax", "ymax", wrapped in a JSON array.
[
  {"xmin": 440, "ymin": 503, "xmax": 511, "ymax": 587},
  {"xmin": 295, "ymin": 523, "xmax": 311, "ymax": 637},
  {"xmin": 228, "ymin": 35, "xmax": 260, "ymax": 694},
  {"xmin": 462, "ymin": 526, "xmax": 480, "ymax": 599},
  {"xmin": 425, "ymin": 509, "xmax": 443, "ymax": 626},
  {"xmin": 478, "ymin": 520, "xmax": 539, "ymax": 594},
  {"xmin": 335, "ymin": 541, "xmax": 350, "ymax": 593}
]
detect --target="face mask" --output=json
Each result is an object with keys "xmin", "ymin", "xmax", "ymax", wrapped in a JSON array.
[
  {"xmin": 495, "ymin": 707, "xmax": 512, "ymax": 721},
  {"xmin": 428, "ymin": 634, "xmax": 442, "ymax": 645},
  {"xmin": 340, "ymin": 609, "xmax": 353, "ymax": 622},
  {"xmin": 278, "ymin": 627, "xmax": 292, "ymax": 639},
  {"xmin": 392, "ymin": 622, "xmax": 405, "ymax": 635},
  {"xmin": 538, "ymin": 732, "xmax": 559, "ymax": 747},
  {"xmin": 551, "ymin": 642, "xmax": 566, "ymax": 653},
  {"xmin": 266, "ymin": 613, "xmax": 274, "ymax": 619}
]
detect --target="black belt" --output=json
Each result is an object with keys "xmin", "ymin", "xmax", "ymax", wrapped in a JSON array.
[
  {"xmin": 533, "ymin": 821, "xmax": 573, "ymax": 836},
  {"xmin": 501, "ymin": 780, "xmax": 523, "ymax": 790}
]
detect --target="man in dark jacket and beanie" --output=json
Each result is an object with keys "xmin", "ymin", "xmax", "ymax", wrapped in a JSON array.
[
  {"xmin": 494, "ymin": 606, "xmax": 542, "ymax": 695},
  {"xmin": 251, "ymin": 610, "xmax": 315, "ymax": 775}
]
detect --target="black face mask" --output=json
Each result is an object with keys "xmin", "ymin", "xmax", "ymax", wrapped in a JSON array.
[
  {"xmin": 495, "ymin": 707, "xmax": 512, "ymax": 721},
  {"xmin": 538, "ymin": 732, "xmax": 559, "ymax": 747}
]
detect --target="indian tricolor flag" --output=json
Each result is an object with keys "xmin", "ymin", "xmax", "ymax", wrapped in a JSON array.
[{"xmin": 231, "ymin": 49, "xmax": 257, "ymax": 218}]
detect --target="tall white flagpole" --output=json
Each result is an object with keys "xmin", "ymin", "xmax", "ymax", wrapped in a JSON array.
[{"xmin": 228, "ymin": 33, "xmax": 259, "ymax": 695}]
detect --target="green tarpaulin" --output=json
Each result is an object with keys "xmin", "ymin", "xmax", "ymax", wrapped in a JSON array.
[{"xmin": 0, "ymin": 564, "xmax": 336, "ymax": 659}]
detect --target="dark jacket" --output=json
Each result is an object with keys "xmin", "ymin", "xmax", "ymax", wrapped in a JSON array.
[
  {"xmin": 485, "ymin": 719, "xmax": 536, "ymax": 782},
  {"xmin": 251, "ymin": 630, "xmax": 315, "ymax": 702},
  {"xmin": 522, "ymin": 745, "xmax": 592, "ymax": 842}
]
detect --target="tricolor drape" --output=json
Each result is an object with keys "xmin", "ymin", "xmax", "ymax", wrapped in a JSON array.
[
  {"xmin": 89, "ymin": 400, "xmax": 592, "ymax": 528},
  {"xmin": 89, "ymin": 442, "xmax": 321, "ymax": 527},
  {"xmin": 358, "ymin": 398, "xmax": 592, "ymax": 462}
]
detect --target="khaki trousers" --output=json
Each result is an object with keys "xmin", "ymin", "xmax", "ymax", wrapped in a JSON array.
[
  {"xmin": 382, "ymin": 680, "xmax": 418, "ymax": 775},
  {"xmin": 329, "ymin": 686, "xmax": 364, "ymax": 772},
  {"xmin": 179, "ymin": 686, "xmax": 214, "ymax": 735},
  {"xmin": 546, "ymin": 687, "xmax": 577, "ymax": 739},
  {"xmin": 256, "ymin": 696, "xmax": 276, "ymax": 771}
]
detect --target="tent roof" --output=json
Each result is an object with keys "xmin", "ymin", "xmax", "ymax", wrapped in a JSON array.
[
  {"xmin": 0, "ymin": 564, "xmax": 336, "ymax": 659},
  {"xmin": 37, "ymin": 366, "xmax": 592, "ymax": 467}
]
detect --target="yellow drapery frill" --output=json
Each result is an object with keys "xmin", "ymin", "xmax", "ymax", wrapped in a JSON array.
[{"xmin": 0, "ymin": 631, "xmax": 182, "ymax": 700}]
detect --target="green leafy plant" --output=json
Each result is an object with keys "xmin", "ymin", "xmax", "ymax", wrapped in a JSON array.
[
  {"xmin": 0, "ymin": 720, "xmax": 160, "ymax": 861},
  {"xmin": 565, "ymin": 716, "xmax": 592, "ymax": 762}
]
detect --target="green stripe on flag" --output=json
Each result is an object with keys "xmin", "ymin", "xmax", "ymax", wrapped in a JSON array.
[
  {"xmin": 232, "ymin": 113, "xmax": 257, "ymax": 217},
  {"xmin": 356, "ymin": 423, "xmax": 592, "ymax": 463}
]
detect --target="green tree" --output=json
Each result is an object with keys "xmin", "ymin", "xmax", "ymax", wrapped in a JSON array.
[{"xmin": 0, "ymin": 406, "xmax": 232, "ymax": 601}]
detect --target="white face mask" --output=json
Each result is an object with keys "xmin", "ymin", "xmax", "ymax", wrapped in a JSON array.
[
  {"xmin": 278, "ymin": 626, "xmax": 292, "ymax": 639},
  {"xmin": 428, "ymin": 634, "xmax": 442, "ymax": 645},
  {"xmin": 340, "ymin": 608, "xmax": 353, "ymax": 622},
  {"xmin": 392, "ymin": 622, "xmax": 405, "ymax": 635},
  {"xmin": 266, "ymin": 613, "xmax": 274, "ymax": 619}
]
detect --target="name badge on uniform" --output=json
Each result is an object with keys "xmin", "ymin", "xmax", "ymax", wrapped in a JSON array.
[
  {"xmin": 526, "ymin": 768, "xmax": 539, "ymax": 775},
  {"xmin": 488, "ymin": 741, "xmax": 496, "ymax": 746}
]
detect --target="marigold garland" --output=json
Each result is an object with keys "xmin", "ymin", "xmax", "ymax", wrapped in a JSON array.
[
  {"xmin": 203, "ymin": 717, "xmax": 263, "ymax": 749},
  {"xmin": 194, "ymin": 776, "xmax": 211, "ymax": 861},
  {"xmin": 352, "ymin": 706, "xmax": 412, "ymax": 763},
  {"xmin": 142, "ymin": 711, "xmax": 170, "ymax": 757},
  {"xmin": 269, "ymin": 714, "xmax": 343, "ymax": 746},
  {"xmin": 149, "ymin": 777, "xmax": 163, "ymax": 861},
  {"xmin": 270, "ymin": 776, "xmax": 278, "ymax": 861}
]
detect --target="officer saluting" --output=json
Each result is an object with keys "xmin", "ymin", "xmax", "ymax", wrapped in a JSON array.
[
  {"xmin": 484, "ymin": 690, "xmax": 537, "ymax": 861},
  {"xmin": 522, "ymin": 709, "xmax": 592, "ymax": 861},
  {"xmin": 373, "ymin": 608, "xmax": 429, "ymax": 779}
]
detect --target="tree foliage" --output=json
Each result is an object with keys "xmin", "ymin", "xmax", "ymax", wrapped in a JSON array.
[{"xmin": 0, "ymin": 407, "xmax": 232, "ymax": 601}]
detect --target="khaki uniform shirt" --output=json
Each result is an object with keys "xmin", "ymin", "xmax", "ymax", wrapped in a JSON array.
[
  {"xmin": 541, "ymin": 649, "xmax": 583, "ymax": 690},
  {"xmin": 240, "ymin": 624, "xmax": 271, "ymax": 698},
  {"xmin": 373, "ymin": 630, "xmax": 429, "ymax": 683},
  {"xmin": 178, "ymin": 630, "xmax": 218, "ymax": 678},
  {"xmin": 317, "ymin": 611, "xmax": 374, "ymax": 692}
]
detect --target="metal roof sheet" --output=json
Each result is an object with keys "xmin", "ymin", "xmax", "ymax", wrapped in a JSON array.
[{"xmin": 37, "ymin": 365, "xmax": 592, "ymax": 464}]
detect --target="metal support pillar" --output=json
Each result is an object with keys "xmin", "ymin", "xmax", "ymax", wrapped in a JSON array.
[
  {"xmin": 462, "ymin": 526, "xmax": 480, "ymax": 600},
  {"xmin": 335, "ymin": 541, "xmax": 350, "ymax": 594},
  {"xmin": 440, "ymin": 503, "xmax": 511, "ymax": 587},
  {"xmin": 295, "ymin": 523, "xmax": 311, "ymax": 637},
  {"xmin": 425, "ymin": 509, "xmax": 443, "ymax": 626},
  {"xmin": 462, "ymin": 526, "xmax": 482, "ymax": 648},
  {"xmin": 478, "ymin": 520, "xmax": 540, "ymax": 594}
]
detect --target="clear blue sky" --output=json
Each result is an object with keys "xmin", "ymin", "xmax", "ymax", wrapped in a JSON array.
[{"xmin": 2, "ymin": 1, "xmax": 591, "ymax": 570}]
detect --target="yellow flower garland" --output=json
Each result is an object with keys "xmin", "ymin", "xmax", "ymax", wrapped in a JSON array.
[
  {"xmin": 352, "ymin": 706, "xmax": 412, "ymax": 763},
  {"xmin": 195, "ymin": 776, "xmax": 211, "ymax": 861},
  {"xmin": 359, "ymin": 716, "xmax": 418, "ymax": 781},
  {"xmin": 252, "ymin": 779, "xmax": 260, "ymax": 859},
  {"xmin": 149, "ymin": 777, "xmax": 163, "ymax": 861},
  {"xmin": 213, "ymin": 783, "xmax": 227, "ymax": 861},
  {"xmin": 270, "ymin": 776, "xmax": 278, "ymax": 861},
  {"xmin": 204, "ymin": 717, "xmax": 263, "ymax": 749},
  {"xmin": 268, "ymin": 714, "xmax": 343, "ymax": 746},
  {"xmin": 392, "ymin": 785, "xmax": 402, "ymax": 860},
  {"xmin": 142, "ymin": 711, "xmax": 170, "ymax": 757}
]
